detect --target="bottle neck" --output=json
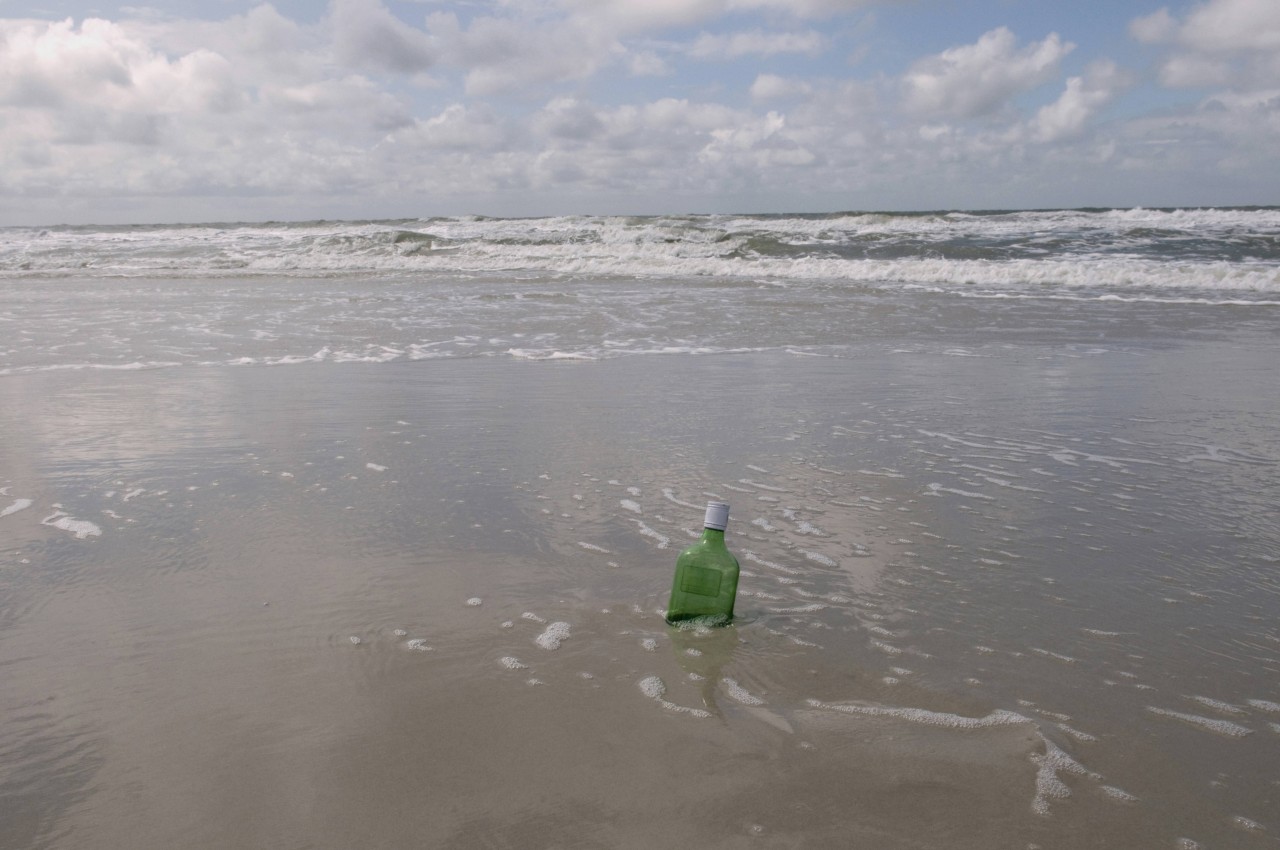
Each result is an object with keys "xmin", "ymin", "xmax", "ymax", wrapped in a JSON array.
[{"xmin": 700, "ymin": 527, "xmax": 726, "ymax": 545}]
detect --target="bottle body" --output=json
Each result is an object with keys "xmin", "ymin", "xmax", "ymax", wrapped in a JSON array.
[{"xmin": 666, "ymin": 505, "xmax": 739, "ymax": 625}]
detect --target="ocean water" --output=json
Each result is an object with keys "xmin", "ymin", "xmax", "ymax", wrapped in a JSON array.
[{"xmin": 1, "ymin": 209, "xmax": 1278, "ymax": 848}]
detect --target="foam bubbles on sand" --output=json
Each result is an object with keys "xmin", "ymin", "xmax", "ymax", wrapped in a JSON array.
[
  {"xmin": 1146, "ymin": 706, "xmax": 1253, "ymax": 737},
  {"xmin": 925, "ymin": 483, "xmax": 994, "ymax": 500},
  {"xmin": 41, "ymin": 508, "xmax": 102, "ymax": 539},
  {"xmin": 1187, "ymin": 695, "xmax": 1243, "ymax": 715},
  {"xmin": 634, "ymin": 521, "xmax": 669, "ymax": 548},
  {"xmin": 722, "ymin": 678, "xmax": 764, "ymax": 706},
  {"xmin": 1, "ymin": 498, "xmax": 33, "ymax": 518},
  {"xmin": 1031, "ymin": 738, "xmax": 1100, "ymax": 816},
  {"xmin": 638, "ymin": 676, "xmax": 711, "ymax": 718},
  {"xmin": 639, "ymin": 676, "xmax": 665, "ymax": 700},
  {"xmin": 535, "ymin": 622, "xmax": 571, "ymax": 650},
  {"xmin": 662, "ymin": 488, "xmax": 703, "ymax": 510},
  {"xmin": 806, "ymin": 699, "xmax": 1030, "ymax": 730}
]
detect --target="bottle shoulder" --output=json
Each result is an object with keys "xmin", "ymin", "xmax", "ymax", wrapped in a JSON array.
[{"xmin": 676, "ymin": 540, "xmax": 739, "ymax": 570}]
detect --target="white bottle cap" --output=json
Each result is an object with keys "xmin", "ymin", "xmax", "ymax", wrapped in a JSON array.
[{"xmin": 703, "ymin": 501, "xmax": 730, "ymax": 530}]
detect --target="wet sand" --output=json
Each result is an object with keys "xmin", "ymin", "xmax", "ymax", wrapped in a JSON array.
[{"xmin": 2, "ymin": 340, "xmax": 1279, "ymax": 849}]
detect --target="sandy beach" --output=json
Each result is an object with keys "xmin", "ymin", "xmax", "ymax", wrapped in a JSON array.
[{"xmin": 3, "ymin": 311, "xmax": 1278, "ymax": 848}]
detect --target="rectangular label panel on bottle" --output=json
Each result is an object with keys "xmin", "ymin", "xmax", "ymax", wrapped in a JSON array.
[{"xmin": 679, "ymin": 565, "xmax": 722, "ymax": 597}]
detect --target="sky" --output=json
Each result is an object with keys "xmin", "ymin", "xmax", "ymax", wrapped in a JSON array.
[{"xmin": 0, "ymin": 0, "xmax": 1278, "ymax": 224}]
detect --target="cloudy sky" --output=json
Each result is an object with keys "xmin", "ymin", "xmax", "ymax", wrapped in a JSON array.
[{"xmin": 1, "ymin": 0, "xmax": 1278, "ymax": 224}]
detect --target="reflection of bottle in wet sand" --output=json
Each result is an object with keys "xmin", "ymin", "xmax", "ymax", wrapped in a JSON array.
[
  {"xmin": 665, "ymin": 501, "xmax": 740, "ymax": 625},
  {"xmin": 669, "ymin": 620, "xmax": 740, "ymax": 713}
]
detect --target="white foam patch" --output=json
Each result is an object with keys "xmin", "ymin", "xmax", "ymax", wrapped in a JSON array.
[
  {"xmin": 405, "ymin": 639, "xmax": 432, "ymax": 651},
  {"xmin": 499, "ymin": 656, "xmax": 528, "ymax": 670},
  {"xmin": 466, "ymin": 597, "xmax": 483, "ymax": 607},
  {"xmin": 506, "ymin": 348, "xmax": 596, "ymax": 361},
  {"xmin": 634, "ymin": 521, "xmax": 669, "ymax": 548},
  {"xmin": 535, "ymin": 621, "xmax": 571, "ymax": 650},
  {"xmin": 1246, "ymin": 699, "xmax": 1280, "ymax": 713},
  {"xmin": 41, "ymin": 510, "xmax": 102, "ymax": 539},
  {"xmin": 521, "ymin": 612, "xmax": 546, "ymax": 623},
  {"xmin": 744, "ymin": 551, "xmax": 801, "ymax": 574},
  {"xmin": 1, "ymin": 498, "xmax": 33, "ymax": 518},
  {"xmin": 804, "ymin": 551, "xmax": 837, "ymax": 567},
  {"xmin": 640, "ymin": 638, "xmax": 657, "ymax": 651},
  {"xmin": 1031, "ymin": 648, "xmax": 1077, "ymax": 664},
  {"xmin": 661, "ymin": 488, "xmax": 703, "ymax": 510},
  {"xmin": 1101, "ymin": 785, "xmax": 1138, "ymax": 802},
  {"xmin": 771, "ymin": 603, "xmax": 827, "ymax": 614},
  {"xmin": 739, "ymin": 479, "xmax": 788, "ymax": 493},
  {"xmin": 639, "ymin": 675, "xmax": 666, "ymax": 700},
  {"xmin": 1031, "ymin": 738, "xmax": 1101, "ymax": 816},
  {"xmin": 1232, "ymin": 816, "xmax": 1264, "ymax": 831},
  {"xmin": 806, "ymin": 699, "xmax": 1031, "ymax": 730},
  {"xmin": 723, "ymin": 678, "xmax": 764, "ymax": 706},
  {"xmin": 365, "ymin": 463, "xmax": 387, "ymax": 472},
  {"xmin": 577, "ymin": 541, "xmax": 611, "ymax": 553},
  {"xmin": 1146, "ymin": 707, "xmax": 1253, "ymax": 737},
  {"xmin": 620, "ymin": 499, "xmax": 642, "ymax": 514},
  {"xmin": 1057, "ymin": 723, "xmax": 1097, "ymax": 743},
  {"xmin": 925, "ymin": 483, "xmax": 994, "ymax": 500},
  {"xmin": 638, "ymin": 676, "xmax": 711, "ymax": 718},
  {"xmin": 1188, "ymin": 695, "xmax": 1244, "ymax": 715}
]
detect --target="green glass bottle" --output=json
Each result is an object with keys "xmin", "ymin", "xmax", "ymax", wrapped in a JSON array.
[{"xmin": 666, "ymin": 501, "xmax": 740, "ymax": 625}]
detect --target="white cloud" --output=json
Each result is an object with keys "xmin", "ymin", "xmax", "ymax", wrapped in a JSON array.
[
  {"xmin": 397, "ymin": 103, "xmax": 509, "ymax": 150},
  {"xmin": 558, "ymin": 0, "xmax": 723, "ymax": 37},
  {"xmin": 1173, "ymin": 0, "xmax": 1280, "ymax": 53},
  {"xmin": 425, "ymin": 11, "xmax": 613, "ymax": 95},
  {"xmin": 1157, "ymin": 54, "xmax": 1233, "ymax": 88},
  {"xmin": 532, "ymin": 97, "xmax": 606, "ymax": 141},
  {"xmin": 559, "ymin": 0, "xmax": 876, "ymax": 35},
  {"xmin": 1031, "ymin": 60, "xmax": 1128, "ymax": 142},
  {"xmin": 2, "ymin": 0, "xmax": 1278, "ymax": 222},
  {"xmin": 1130, "ymin": 9, "xmax": 1177, "ymax": 45},
  {"xmin": 331, "ymin": 0, "xmax": 436, "ymax": 74},
  {"xmin": 750, "ymin": 73, "xmax": 813, "ymax": 101},
  {"xmin": 0, "ymin": 18, "xmax": 143, "ymax": 109},
  {"xmin": 1130, "ymin": 0, "xmax": 1280, "ymax": 89},
  {"xmin": 688, "ymin": 29, "xmax": 826, "ymax": 59},
  {"xmin": 1131, "ymin": 0, "xmax": 1280, "ymax": 52},
  {"xmin": 902, "ymin": 28, "xmax": 1073, "ymax": 120}
]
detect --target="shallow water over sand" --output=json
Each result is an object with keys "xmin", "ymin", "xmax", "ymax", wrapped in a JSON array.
[{"xmin": 2, "ymin": 319, "xmax": 1278, "ymax": 848}]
